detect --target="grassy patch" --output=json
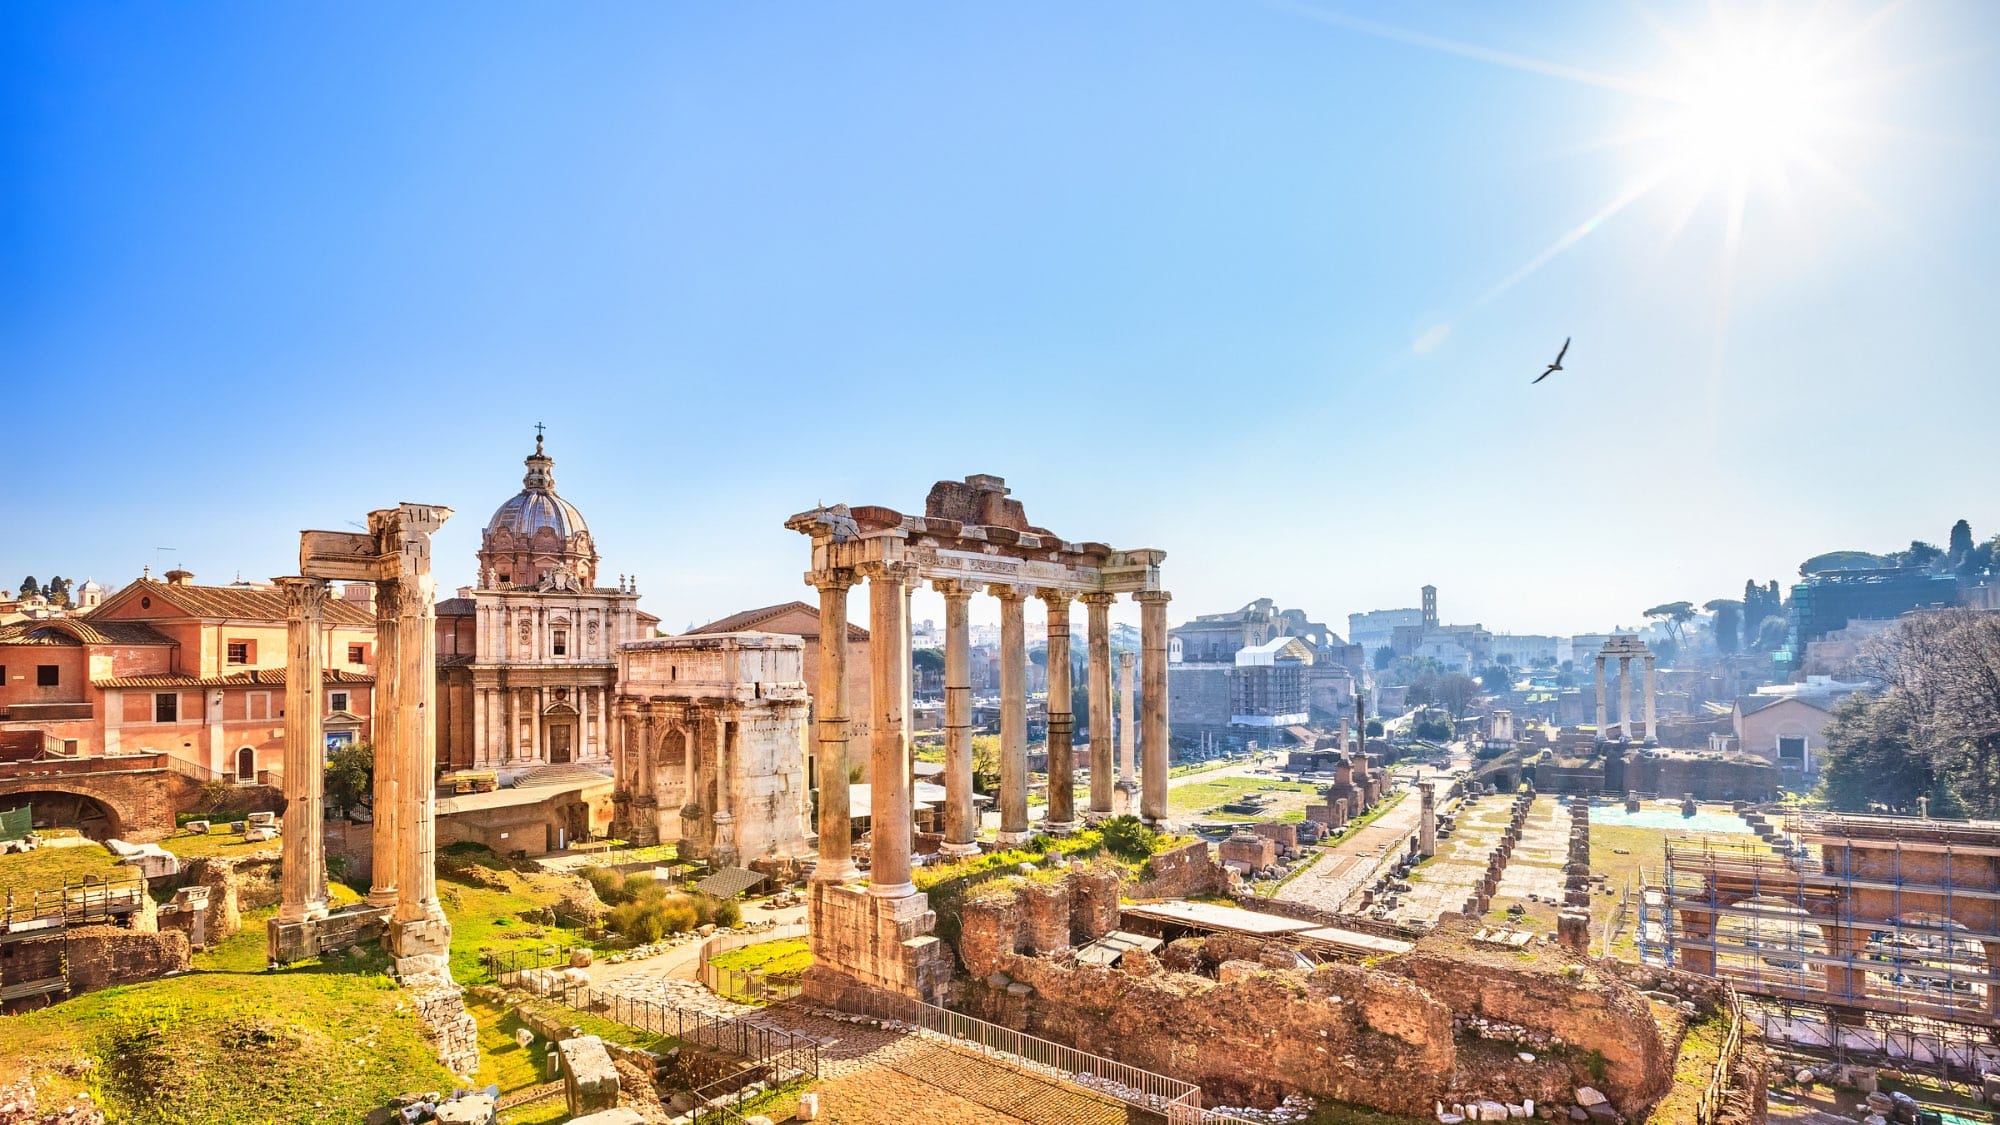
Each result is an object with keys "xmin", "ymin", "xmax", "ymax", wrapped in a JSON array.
[
  {"xmin": 160, "ymin": 826, "xmax": 283, "ymax": 861},
  {"xmin": 0, "ymin": 841, "xmax": 126, "ymax": 894},
  {"xmin": 1648, "ymin": 1011, "xmax": 1730, "ymax": 1124},
  {"xmin": 442, "ymin": 866, "xmax": 598, "ymax": 984},
  {"xmin": 709, "ymin": 937, "xmax": 812, "ymax": 980},
  {"xmin": 0, "ymin": 951, "xmax": 450, "ymax": 1122},
  {"xmin": 1589, "ymin": 818, "xmax": 1759, "ymax": 960},
  {"xmin": 1167, "ymin": 777, "xmax": 1319, "ymax": 817}
]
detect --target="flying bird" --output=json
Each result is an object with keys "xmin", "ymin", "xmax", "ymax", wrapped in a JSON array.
[{"xmin": 1533, "ymin": 337, "xmax": 1570, "ymax": 384}]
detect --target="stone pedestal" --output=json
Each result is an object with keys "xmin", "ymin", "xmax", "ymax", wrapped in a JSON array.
[{"xmin": 803, "ymin": 880, "xmax": 954, "ymax": 1004}]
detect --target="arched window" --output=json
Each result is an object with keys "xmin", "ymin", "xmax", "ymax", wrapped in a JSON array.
[{"xmin": 235, "ymin": 746, "xmax": 257, "ymax": 783}]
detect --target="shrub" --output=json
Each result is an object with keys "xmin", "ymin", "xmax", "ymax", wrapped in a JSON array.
[
  {"xmin": 622, "ymin": 872, "xmax": 658, "ymax": 902},
  {"xmin": 583, "ymin": 867, "xmax": 626, "ymax": 905},
  {"xmin": 607, "ymin": 901, "xmax": 664, "ymax": 944},
  {"xmin": 1100, "ymin": 815, "xmax": 1157, "ymax": 862},
  {"xmin": 713, "ymin": 897, "xmax": 741, "ymax": 928}
]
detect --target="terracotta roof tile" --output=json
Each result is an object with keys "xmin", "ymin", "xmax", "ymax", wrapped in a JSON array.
[
  {"xmin": 685, "ymin": 601, "xmax": 869, "ymax": 642},
  {"xmin": 0, "ymin": 618, "xmax": 177, "ymax": 647},
  {"xmin": 92, "ymin": 667, "xmax": 375, "ymax": 689},
  {"xmin": 96, "ymin": 578, "xmax": 375, "ymax": 626}
]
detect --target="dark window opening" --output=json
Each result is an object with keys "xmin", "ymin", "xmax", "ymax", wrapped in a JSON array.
[
  {"xmin": 227, "ymin": 642, "xmax": 250, "ymax": 665},
  {"xmin": 155, "ymin": 693, "xmax": 179, "ymax": 723},
  {"xmin": 36, "ymin": 665, "xmax": 59, "ymax": 687}
]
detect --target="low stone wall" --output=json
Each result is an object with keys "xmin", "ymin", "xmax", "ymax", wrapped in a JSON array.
[
  {"xmin": 1128, "ymin": 840, "xmax": 1223, "ymax": 900},
  {"xmin": 65, "ymin": 925, "xmax": 190, "ymax": 995},
  {"xmin": 186, "ymin": 851, "xmax": 282, "ymax": 941}
]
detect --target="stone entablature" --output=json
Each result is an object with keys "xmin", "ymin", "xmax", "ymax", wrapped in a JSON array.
[{"xmin": 611, "ymin": 633, "xmax": 812, "ymax": 867}]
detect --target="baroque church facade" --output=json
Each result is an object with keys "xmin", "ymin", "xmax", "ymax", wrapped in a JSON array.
[{"xmin": 435, "ymin": 433, "xmax": 657, "ymax": 777}]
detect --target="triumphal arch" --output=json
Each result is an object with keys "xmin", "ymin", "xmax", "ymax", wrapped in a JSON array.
[
  {"xmin": 787, "ymin": 474, "xmax": 1169, "ymax": 1003},
  {"xmin": 266, "ymin": 502, "xmax": 459, "ymax": 989}
]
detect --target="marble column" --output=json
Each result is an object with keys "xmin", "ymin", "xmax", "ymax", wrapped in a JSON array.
[
  {"xmin": 935, "ymin": 580, "xmax": 979, "ymax": 857},
  {"xmin": 367, "ymin": 581, "xmax": 402, "ymax": 909},
  {"xmin": 504, "ymin": 688, "xmax": 518, "ymax": 763},
  {"xmin": 380, "ymin": 504, "xmax": 451, "ymax": 953},
  {"xmin": 1040, "ymin": 590, "xmax": 1076, "ymax": 833},
  {"xmin": 1136, "ymin": 590, "xmax": 1172, "ymax": 826},
  {"xmin": 1117, "ymin": 651, "xmax": 1137, "ymax": 811},
  {"xmin": 712, "ymin": 715, "xmax": 736, "ymax": 866},
  {"xmin": 866, "ymin": 562, "xmax": 917, "ymax": 896},
  {"xmin": 809, "ymin": 570, "xmax": 860, "ymax": 882},
  {"xmin": 530, "ymin": 687, "xmax": 544, "ymax": 762},
  {"xmin": 993, "ymin": 584, "xmax": 1031, "ymax": 845},
  {"xmin": 1618, "ymin": 655, "xmax": 1633, "ymax": 741},
  {"xmin": 1594, "ymin": 655, "xmax": 1608, "ymax": 737},
  {"xmin": 1083, "ymin": 593, "xmax": 1115, "ymax": 820},
  {"xmin": 902, "ymin": 582, "xmax": 916, "ymax": 844},
  {"xmin": 471, "ymin": 685, "xmax": 487, "ymax": 769},
  {"xmin": 579, "ymin": 687, "xmax": 592, "ymax": 761},
  {"xmin": 277, "ymin": 577, "xmax": 330, "ymax": 924},
  {"xmin": 1643, "ymin": 656, "xmax": 1659, "ymax": 745}
]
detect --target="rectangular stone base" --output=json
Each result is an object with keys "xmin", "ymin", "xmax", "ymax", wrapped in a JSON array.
[
  {"xmin": 266, "ymin": 904, "xmax": 391, "ymax": 966},
  {"xmin": 803, "ymin": 881, "xmax": 954, "ymax": 1004}
]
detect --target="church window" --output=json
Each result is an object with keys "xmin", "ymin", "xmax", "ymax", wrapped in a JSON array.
[{"xmin": 552, "ymin": 629, "xmax": 568, "ymax": 656}]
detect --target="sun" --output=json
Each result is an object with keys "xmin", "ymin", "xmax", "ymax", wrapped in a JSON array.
[{"xmin": 1640, "ymin": 14, "xmax": 1851, "ymax": 197}]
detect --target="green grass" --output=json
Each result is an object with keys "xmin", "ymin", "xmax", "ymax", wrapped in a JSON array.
[
  {"xmin": 0, "ymin": 944, "xmax": 452, "ymax": 1121},
  {"xmin": 709, "ymin": 936, "xmax": 812, "ymax": 979},
  {"xmin": 1166, "ymin": 776, "xmax": 1318, "ymax": 817},
  {"xmin": 441, "ymin": 865, "xmax": 599, "ymax": 983},
  {"xmin": 159, "ymin": 825, "xmax": 285, "ymax": 860},
  {"xmin": 0, "ymin": 840, "xmax": 126, "ymax": 894}
]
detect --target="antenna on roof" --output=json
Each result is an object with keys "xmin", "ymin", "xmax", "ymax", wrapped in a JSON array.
[{"xmin": 153, "ymin": 547, "xmax": 177, "ymax": 577}]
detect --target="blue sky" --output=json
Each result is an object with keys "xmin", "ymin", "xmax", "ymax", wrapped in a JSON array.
[{"xmin": 5, "ymin": 2, "xmax": 1996, "ymax": 637}]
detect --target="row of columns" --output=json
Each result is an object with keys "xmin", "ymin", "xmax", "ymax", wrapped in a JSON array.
[
  {"xmin": 809, "ymin": 564, "xmax": 1171, "ymax": 893},
  {"xmin": 1593, "ymin": 653, "xmax": 1659, "ymax": 743},
  {"xmin": 470, "ymin": 683, "xmax": 615, "ymax": 767},
  {"xmin": 276, "ymin": 506, "xmax": 452, "ymax": 970}
]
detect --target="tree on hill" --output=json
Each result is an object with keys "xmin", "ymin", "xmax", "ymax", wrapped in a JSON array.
[
  {"xmin": 1434, "ymin": 673, "xmax": 1479, "ymax": 717},
  {"xmin": 1479, "ymin": 664, "xmax": 1513, "ymax": 692},
  {"xmin": 44, "ymin": 576, "xmax": 71, "ymax": 607},
  {"xmin": 1644, "ymin": 601, "xmax": 1696, "ymax": 647},
  {"xmin": 1755, "ymin": 615, "xmax": 1790, "ymax": 651},
  {"xmin": 1373, "ymin": 646, "xmax": 1395, "ymax": 671},
  {"xmin": 1799, "ymin": 551, "xmax": 1887, "ymax": 575},
  {"xmin": 17, "ymin": 576, "xmax": 37, "ymax": 599},
  {"xmin": 1890, "ymin": 540, "xmax": 1945, "ymax": 570},
  {"xmin": 1949, "ymin": 519, "xmax": 1975, "ymax": 566},
  {"xmin": 1705, "ymin": 599, "xmax": 1742, "ymax": 655}
]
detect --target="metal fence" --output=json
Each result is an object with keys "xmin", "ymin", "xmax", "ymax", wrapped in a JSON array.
[
  {"xmin": 1, "ymin": 873, "xmax": 147, "ymax": 929},
  {"xmin": 485, "ymin": 949, "xmax": 820, "ymax": 1084},
  {"xmin": 696, "ymin": 923, "xmax": 809, "ymax": 1005},
  {"xmin": 1693, "ymin": 986, "xmax": 1746, "ymax": 1125}
]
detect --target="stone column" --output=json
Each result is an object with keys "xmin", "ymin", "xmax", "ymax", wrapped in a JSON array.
[
  {"xmin": 1117, "ymin": 651, "xmax": 1137, "ymax": 810},
  {"xmin": 1618, "ymin": 655, "xmax": 1633, "ymax": 741},
  {"xmin": 379, "ymin": 503, "xmax": 452, "ymax": 972},
  {"xmin": 1083, "ymin": 593, "xmax": 1115, "ymax": 820},
  {"xmin": 504, "ymin": 688, "xmax": 517, "ymax": 763},
  {"xmin": 1594, "ymin": 655, "xmax": 1608, "ymax": 737},
  {"xmin": 865, "ymin": 562, "xmax": 917, "ymax": 896},
  {"xmin": 712, "ymin": 715, "xmax": 736, "ymax": 866},
  {"xmin": 277, "ymin": 577, "xmax": 330, "ymax": 923},
  {"xmin": 809, "ymin": 570, "xmax": 861, "ymax": 882},
  {"xmin": 530, "ymin": 687, "xmax": 544, "ymax": 762},
  {"xmin": 935, "ymin": 580, "xmax": 979, "ymax": 857},
  {"xmin": 367, "ymin": 581, "xmax": 402, "ymax": 909},
  {"xmin": 1418, "ymin": 781, "xmax": 1437, "ymax": 858},
  {"xmin": 470, "ymin": 685, "xmax": 487, "ymax": 769},
  {"xmin": 579, "ymin": 687, "xmax": 592, "ymax": 761},
  {"xmin": 902, "ymin": 581, "xmax": 916, "ymax": 841},
  {"xmin": 1136, "ymin": 591, "xmax": 1172, "ymax": 826},
  {"xmin": 1041, "ymin": 590, "xmax": 1076, "ymax": 833},
  {"xmin": 993, "ymin": 584, "xmax": 1031, "ymax": 845},
  {"xmin": 1643, "ymin": 655, "xmax": 1659, "ymax": 745}
]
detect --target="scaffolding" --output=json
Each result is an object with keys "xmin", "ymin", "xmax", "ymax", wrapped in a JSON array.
[{"xmin": 1641, "ymin": 810, "xmax": 2000, "ymax": 1067}]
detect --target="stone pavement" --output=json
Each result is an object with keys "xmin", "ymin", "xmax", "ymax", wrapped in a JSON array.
[
  {"xmin": 1271, "ymin": 781, "xmax": 1420, "ymax": 914},
  {"xmin": 812, "ymin": 1037, "xmax": 1126, "ymax": 1125}
]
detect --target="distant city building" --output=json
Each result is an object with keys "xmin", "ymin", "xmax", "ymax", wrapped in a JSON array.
[
  {"xmin": 1787, "ymin": 568, "xmax": 1959, "ymax": 653},
  {"xmin": 1348, "ymin": 606, "xmax": 1423, "ymax": 655},
  {"xmin": 1169, "ymin": 599, "xmax": 1356, "ymax": 739},
  {"xmin": 1732, "ymin": 676, "xmax": 1872, "ymax": 774},
  {"xmin": 1487, "ymin": 634, "xmax": 1560, "ymax": 667}
]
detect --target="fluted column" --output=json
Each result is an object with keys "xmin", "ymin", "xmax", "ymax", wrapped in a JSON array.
[
  {"xmin": 1643, "ymin": 655, "xmax": 1659, "ymax": 745},
  {"xmin": 1082, "ymin": 593, "xmax": 1115, "ymax": 820},
  {"xmin": 809, "ymin": 570, "xmax": 860, "ymax": 882},
  {"xmin": 367, "ymin": 581, "xmax": 402, "ymax": 908},
  {"xmin": 865, "ymin": 562, "xmax": 917, "ymax": 896},
  {"xmin": 1618, "ymin": 655, "xmax": 1633, "ymax": 741},
  {"xmin": 1136, "ymin": 590, "xmax": 1172, "ymax": 825},
  {"xmin": 993, "ymin": 584, "xmax": 1031, "ymax": 845},
  {"xmin": 1117, "ymin": 650, "xmax": 1137, "ymax": 811},
  {"xmin": 471, "ymin": 685, "xmax": 487, "ymax": 769},
  {"xmin": 936, "ymin": 579, "xmax": 979, "ymax": 857},
  {"xmin": 1041, "ymin": 590, "xmax": 1076, "ymax": 833},
  {"xmin": 277, "ymin": 577, "xmax": 329, "ymax": 924},
  {"xmin": 378, "ymin": 503, "xmax": 451, "ymax": 949},
  {"xmin": 1594, "ymin": 655, "xmax": 1608, "ymax": 738}
]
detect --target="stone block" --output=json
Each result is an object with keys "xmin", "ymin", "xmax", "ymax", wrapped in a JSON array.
[
  {"xmin": 557, "ymin": 1035, "xmax": 620, "ymax": 1116},
  {"xmin": 432, "ymin": 1094, "xmax": 496, "ymax": 1125},
  {"xmin": 565, "ymin": 1111, "xmax": 645, "ymax": 1125}
]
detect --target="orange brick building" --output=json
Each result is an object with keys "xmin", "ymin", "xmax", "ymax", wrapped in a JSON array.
[{"xmin": 0, "ymin": 570, "xmax": 379, "ymax": 784}]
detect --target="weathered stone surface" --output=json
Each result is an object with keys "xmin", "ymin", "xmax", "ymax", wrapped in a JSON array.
[
  {"xmin": 564, "ymin": 1110, "xmax": 645, "ymax": 1125},
  {"xmin": 558, "ymin": 1035, "xmax": 620, "ymax": 1116},
  {"xmin": 63, "ymin": 925, "xmax": 190, "ymax": 994},
  {"xmin": 431, "ymin": 1094, "xmax": 496, "ymax": 1125}
]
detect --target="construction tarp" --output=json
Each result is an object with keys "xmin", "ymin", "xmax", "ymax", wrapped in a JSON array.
[{"xmin": 0, "ymin": 804, "xmax": 30, "ymax": 842}]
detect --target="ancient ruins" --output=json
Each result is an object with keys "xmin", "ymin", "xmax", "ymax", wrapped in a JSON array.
[
  {"xmin": 1593, "ymin": 635, "xmax": 1659, "ymax": 745},
  {"xmin": 786, "ymin": 474, "xmax": 1169, "ymax": 1004}
]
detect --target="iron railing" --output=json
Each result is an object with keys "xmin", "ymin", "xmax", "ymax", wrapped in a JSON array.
[
  {"xmin": 485, "ymin": 949, "xmax": 820, "ymax": 1084},
  {"xmin": 696, "ymin": 923, "xmax": 809, "ymax": 1005},
  {"xmin": 1, "ymin": 873, "xmax": 147, "ymax": 929}
]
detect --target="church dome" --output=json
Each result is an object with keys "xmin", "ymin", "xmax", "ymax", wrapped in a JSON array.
[{"xmin": 478, "ymin": 431, "xmax": 600, "ymax": 589}]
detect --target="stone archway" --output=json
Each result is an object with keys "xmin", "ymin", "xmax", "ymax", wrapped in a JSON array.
[{"xmin": 0, "ymin": 787, "xmax": 126, "ymax": 842}]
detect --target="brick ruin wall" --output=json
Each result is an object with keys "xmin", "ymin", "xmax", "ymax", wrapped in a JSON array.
[
  {"xmin": 64, "ymin": 925, "xmax": 191, "ymax": 995},
  {"xmin": 1128, "ymin": 839, "xmax": 1225, "ymax": 901},
  {"xmin": 185, "ymin": 852, "xmax": 283, "ymax": 941},
  {"xmin": 954, "ymin": 874, "xmax": 1680, "ymax": 1118}
]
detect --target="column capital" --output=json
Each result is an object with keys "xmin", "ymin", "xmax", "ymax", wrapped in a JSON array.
[
  {"xmin": 1133, "ymin": 589, "xmax": 1173, "ymax": 606},
  {"xmin": 986, "ymin": 582, "xmax": 1034, "ymax": 603},
  {"xmin": 932, "ymin": 577, "xmax": 976, "ymax": 601},
  {"xmin": 1037, "ymin": 588, "xmax": 1074, "ymax": 611},
  {"xmin": 1079, "ymin": 592, "xmax": 1118, "ymax": 608},
  {"xmin": 275, "ymin": 576, "xmax": 330, "ymax": 615},
  {"xmin": 805, "ymin": 567, "xmax": 859, "ymax": 592}
]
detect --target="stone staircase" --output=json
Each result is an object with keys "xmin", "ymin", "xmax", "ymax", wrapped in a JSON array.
[
  {"xmin": 511, "ymin": 762, "xmax": 614, "ymax": 789},
  {"xmin": 880, "ymin": 1040, "xmax": 1127, "ymax": 1125}
]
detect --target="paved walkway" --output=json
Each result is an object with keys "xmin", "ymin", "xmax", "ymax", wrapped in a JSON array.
[{"xmin": 1272, "ymin": 783, "xmax": 1421, "ymax": 913}]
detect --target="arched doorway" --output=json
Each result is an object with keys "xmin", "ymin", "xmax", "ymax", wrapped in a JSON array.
[
  {"xmin": 541, "ymin": 702, "xmax": 578, "ymax": 764},
  {"xmin": 235, "ymin": 746, "xmax": 257, "ymax": 782},
  {"xmin": 3, "ymin": 790, "xmax": 124, "ymax": 841}
]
